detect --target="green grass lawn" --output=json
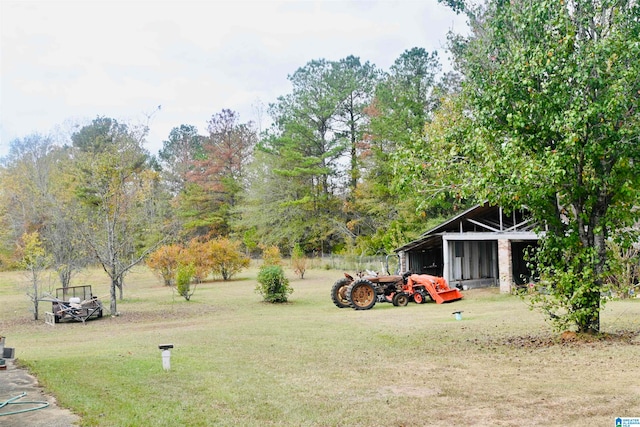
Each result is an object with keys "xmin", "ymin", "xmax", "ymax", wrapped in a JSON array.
[{"xmin": 1, "ymin": 266, "xmax": 640, "ymax": 426}]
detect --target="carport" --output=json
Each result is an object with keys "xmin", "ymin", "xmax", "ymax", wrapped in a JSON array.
[{"xmin": 395, "ymin": 203, "xmax": 540, "ymax": 293}]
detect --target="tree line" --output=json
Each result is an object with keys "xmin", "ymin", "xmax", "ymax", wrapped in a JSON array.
[
  {"xmin": 1, "ymin": 0, "xmax": 639, "ymax": 333},
  {"xmin": 1, "ymin": 47, "xmax": 459, "ymax": 315}
]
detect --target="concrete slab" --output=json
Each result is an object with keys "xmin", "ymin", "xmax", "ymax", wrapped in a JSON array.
[{"xmin": 0, "ymin": 359, "xmax": 80, "ymax": 426}]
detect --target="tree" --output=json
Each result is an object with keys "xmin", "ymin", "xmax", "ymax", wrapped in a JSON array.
[
  {"xmin": 158, "ymin": 124, "xmax": 205, "ymax": 194},
  {"xmin": 374, "ymin": 47, "xmax": 441, "ymax": 140},
  {"xmin": 43, "ymin": 149, "xmax": 92, "ymax": 288},
  {"xmin": 0, "ymin": 134, "xmax": 88, "ymax": 286},
  {"xmin": 0, "ymin": 134, "xmax": 57, "ymax": 249},
  {"xmin": 242, "ymin": 145, "xmax": 339, "ymax": 252},
  {"xmin": 72, "ymin": 117, "xmax": 173, "ymax": 315},
  {"xmin": 291, "ymin": 243, "xmax": 307, "ymax": 279},
  {"xmin": 180, "ymin": 110, "xmax": 256, "ymax": 238},
  {"xmin": 245, "ymin": 59, "xmax": 348, "ymax": 252},
  {"xmin": 18, "ymin": 231, "xmax": 51, "ymax": 321},
  {"xmin": 434, "ymin": 0, "xmax": 640, "ymax": 333},
  {"xmin": 605, "ymin": 241, "xmax": 640, "ymax": 299},
  {"xmin": 333, "ymin": 56, "xmax": 381, "ymax": 195},
  {"xmin": 355, "ymin": 48, "xmax": 451, "ymax": 253}
]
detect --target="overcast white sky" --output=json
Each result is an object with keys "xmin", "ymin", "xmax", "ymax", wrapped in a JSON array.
[{"xmin": 0, "ymin": 0, "xmax": 468, "ymax": 157}]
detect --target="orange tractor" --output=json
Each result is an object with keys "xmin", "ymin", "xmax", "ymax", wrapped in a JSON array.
[
  {"xmin": 398, "ymin": 274, "xmax": 464, "ymax": 305},
  {"xmin": 331, "ymin": 272, "xmax": 463, "ymax": 310}
]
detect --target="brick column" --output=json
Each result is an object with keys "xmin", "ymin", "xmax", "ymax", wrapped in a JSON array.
[
  {"xmin": 498, "ymin": 239, "xmax": 513, "ymax": 293},
  {"xmin": 442, "ymin": 238, "xmax": 450, "ymax": 286}
]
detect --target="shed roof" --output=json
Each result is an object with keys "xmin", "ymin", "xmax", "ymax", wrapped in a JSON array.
[{"xmin": 395, "ymin": 202, "xmax": 539, "ymax": 252}]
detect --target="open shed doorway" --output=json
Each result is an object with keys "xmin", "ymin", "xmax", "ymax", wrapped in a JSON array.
[{"xmin": 511, "ymin": 241, "xmax": 538, "ymax": 285}]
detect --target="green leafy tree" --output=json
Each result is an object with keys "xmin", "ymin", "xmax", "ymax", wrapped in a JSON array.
[
  {"xmin": 158, "ymin": 124, "xmax": 205, "ymax": 194},
  {"xmin": 434, "ymin": 0, "xmax": 640, "ymax": 333},
  {"xmin": 333, "ymin": 55, "xmax": 381, "ymax": 195},
  {"xmin": 355, "ymin": 48, "xmax": 451, "ymax": 254},
  {"xmin": 245, "ymin": 59, "xmax": 352, "ymax": 252}
]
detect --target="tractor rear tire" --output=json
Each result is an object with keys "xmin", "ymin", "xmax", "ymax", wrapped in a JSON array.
[
  {"xmin": 346, "ymin": 279, "xmax": 377, "ymax": 310},
  {"xmin": 331, "ymin": 278, "xmax": 352, "ymax": 308},
  {"xmin": 392, "ymin": 292, "xmax": 409, "ymax": 307}
]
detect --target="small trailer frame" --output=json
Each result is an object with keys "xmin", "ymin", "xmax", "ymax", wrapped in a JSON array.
[{"xmin": 48, "ymin": 285, "xmax": 104, "ymax": 323}]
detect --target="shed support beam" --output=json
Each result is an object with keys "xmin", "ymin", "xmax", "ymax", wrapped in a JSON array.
[
  {"xmin": 442, "ymin": 238, "xmax": 450, "ymax": 285},
  {"xmin": 498, "ymin": 239, "xmax": 512, "ymax": 293}
]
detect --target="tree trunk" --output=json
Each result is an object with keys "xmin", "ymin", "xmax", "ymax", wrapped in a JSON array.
[
  {"xmin": 110, "ymin": 275, "xmax": 118, "ymax": 316},
  {"xmin": 58, "ymin": 267, "xmax": 72, "ymax": 289},
  {"xmin": 32, "ymin": 275, "xmax": 39, "ymax": 321},
  {"xmin": 576, "ymin": 204, "xmax": 607, "ymax": 334},
  {"xmin": 33, "ymin": 296, "xmax": 39, "ymax": 321},
  {"xmin": 118, "ymin": 277, "xmax": 124, "ymax": 300}
]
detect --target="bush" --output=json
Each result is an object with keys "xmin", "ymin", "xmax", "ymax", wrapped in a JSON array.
[
  {"xmin": 184, "ymin": 239, "xmax": 212, "ymax": 283},
  {"xmin": 207, "ymin": 238, "xmax": 250, "ymax": 280},
  {"xmin": 260, "ymin": 245, "xmax": 282, "ymax": 267},
  {"xmin": 146, "ymin": 244, "xmax": 184, "ymax": 286},
  {"xmin": 175, "ymin": 264, "xmax": 196, "ymax": 301},
  {"xmin": 255, "ymin": 265, "xmax": 292, "ymax": 303}
]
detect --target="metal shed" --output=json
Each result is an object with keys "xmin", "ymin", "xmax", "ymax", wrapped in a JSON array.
[{"xmin": 395, "ymin": 203, "xmax": 540, "ymax": 293}]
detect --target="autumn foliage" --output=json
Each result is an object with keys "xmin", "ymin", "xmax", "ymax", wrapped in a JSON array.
[
  {"xmin": 147, "ymin": 237, "xmax": 249, "ymax": 288},
  {"xmin": 146, "ymin": 244, "xmax": 184, "ymax": 286},
  {"xmin": 205, "ymin": 238, "xmax": 250, "ymax": 280}
]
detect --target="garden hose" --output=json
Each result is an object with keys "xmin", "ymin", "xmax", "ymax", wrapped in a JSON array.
[{"xmin": 0, "ymin": 392, "xmax": 50, "ymax": 416}]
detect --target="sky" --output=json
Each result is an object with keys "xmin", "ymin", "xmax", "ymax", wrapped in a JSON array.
[{"xmin": 0, "ymin": 0, "xmax": 469, "ymax": 157}]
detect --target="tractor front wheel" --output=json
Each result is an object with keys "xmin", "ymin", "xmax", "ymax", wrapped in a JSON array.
[
  {"xmin": 331, "ymin": 278, "xmax": 352, "ymax": 308},
  {"xmin": 392, "ymin": 292, "xmax": 409, "ymax": 307},
  {"xmin": 413, "ymin": 290, "xmax": 426, "ymax": 304},
  {"xmin": 347, "ymin": 279, "xmax": 377, "ymax": 310}
]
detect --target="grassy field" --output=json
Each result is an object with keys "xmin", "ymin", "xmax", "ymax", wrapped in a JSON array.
[{"xmin": 1, "ymin": 265, "xmax": 640, "ymax": 426}]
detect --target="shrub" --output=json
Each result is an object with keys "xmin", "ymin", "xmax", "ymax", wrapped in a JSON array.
[
  {"xmin": 260, "ymin": 245, "xmax": 282, "ymax": 267},
  {"xmin": 146, "ymin": 244, "xmax": 184, "ymax": 286},
  {"xmin": 255, "ymin": 265, "xmax": 292, "ymax": 303},
  {"xmin": 175, "ymin": 263, "xmax": 196, "ymax": 301},
  {"xmin": 207, "ymin": 238, "xmax": 250, "ymax": 280},
  {"xmin": 183, "ymin": 239, "xmax": 212, "ymax": 283}
]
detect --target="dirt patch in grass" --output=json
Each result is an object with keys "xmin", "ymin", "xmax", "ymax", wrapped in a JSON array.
[
  {"xmin": 106, "ymin": 303, "xmax": 219, "ymax": 323},
  {"xmin": 488, "ymin": 329, "xmax": 640, "ymax": 349}
]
